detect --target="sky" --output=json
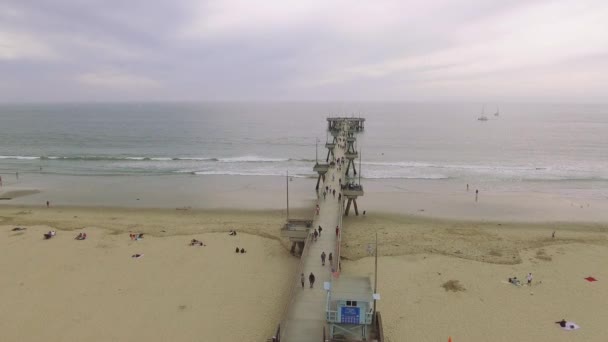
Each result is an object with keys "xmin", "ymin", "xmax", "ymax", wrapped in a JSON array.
[{"xmin": 1, "ymin": 0, "xmax": 607, "ymax": 102}]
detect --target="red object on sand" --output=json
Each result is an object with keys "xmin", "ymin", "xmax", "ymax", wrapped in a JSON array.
[{"xmin": 585, "ymin": 277, "xmax": 597, "ymax": 282}]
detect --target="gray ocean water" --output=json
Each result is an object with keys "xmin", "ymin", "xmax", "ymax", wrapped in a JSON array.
[{"xmin": 1, "ymin": 102, "xmax": 607, "ymax": 187}]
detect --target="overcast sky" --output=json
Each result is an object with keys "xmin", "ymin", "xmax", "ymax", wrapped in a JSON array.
[{"xmin": 1, "ymin": 0, "xmax": 607, "ymax": 102}]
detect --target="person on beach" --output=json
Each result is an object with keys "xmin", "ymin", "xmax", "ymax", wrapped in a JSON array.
[
  {"xmin": 333, "ymin": 189, "xmax": 336, "ymax": 198},
  {"xmin": 316, "ymin": 205, "xmax": 320, "ymax": 215},
  {"xmin": 509, "ymin": 277, "xmax": 521, "ymax": 286},
  {"xmin": 313, "ymin": 229, "xmax": 318, "ymax": 241},
  {"xmin": 328, "ymin": 253, "xmax": 333, "ymax": 266},
  {"xmin": 235, "ymin": 247, "xmax": 240, "ymax": 253},
  {"xmin": 190, "ymin": 239, "xmax": 205, "ymax": 246},
  {"xmin": 552, "ymin": 231, "xmax": 556, "ymax": 239},
  {"xmin": 46, "ymin": 201, "xmax": 50, "ymax": 208},
  {"xmin": 318, "ymin": 226, "xmax": 322, "ymax": 236},
  {"xmin": 301, "ymin": 273, "xmax": 305, "ymax": 289},
  {"xmin": 309, "ymin": 272, "xmax": 316, "ymax": 288},
  {"xmin": 467, "ymin": 184, "xmax": 469, "ymax": 191},
  {"xmin": 336, "ymin": 226, "xmax": 340, "ymax": 236},
  {"xmin": 321, "ymin": 251, "xmax": 326, "ymax": 266},
  {"xmin": 338, "ymin": 193, "xmax": 341, "ymax": 201},
  {"xmin": 229, "ymin": 230, "xmax": 237, "ymax": 236},
  {"xmin": 323, "ymin": 191, "xmax": 326, "ymax": 199},
  {"xmin": 527, "ymin": 273, "xmax": 533, "ymax": 286},
  {"xmin": 475, "ymin": 189, "xmax": 479, "ymax": 202}
]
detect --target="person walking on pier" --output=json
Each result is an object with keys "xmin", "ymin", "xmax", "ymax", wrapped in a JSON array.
[
  {"xmin": 321, "ymin": 251, "xmax": 326, "ymax": 266},
  {"xmin": 301, "ymin": 273, "xmax": 305, "ymax": 289},
  {"xmin": 309, "ymin": 272, "xmax": 316, "ymax": 288}
]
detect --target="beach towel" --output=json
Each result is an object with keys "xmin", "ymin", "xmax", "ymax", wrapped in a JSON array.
[
  {"xmin": 584, "ymin": 277, "xmax": 597, "ymax": 282},
  {"xmin": 562, "ymin": 322, "xmax": 580, "ymax": 331}
]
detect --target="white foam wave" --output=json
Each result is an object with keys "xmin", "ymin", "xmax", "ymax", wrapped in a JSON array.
[
  {"xmin": 0, "ymin": 155, "xmax": 39, "ymax": 160},
  {"xmin": 191, "ymin": 170, "xmax": 309, "ymax": 178},
  {"xmin": 217, "ymin": 156, "xmax": 289, "ymax": 163}
]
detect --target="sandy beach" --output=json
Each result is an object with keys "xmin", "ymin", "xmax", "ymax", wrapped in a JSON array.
[
  {"xmin": 2, "ymin": 176, "xmax": 608, "ymax": 341},
  {"xmin": 344, "ymin": 244, "xmax": 608, "ymax": 342},
  {"xmin": 341, "ymin": 213, "xmax": 608, "ymax": 342},
  {"xmin": 0, "ymin": 206, "xmax": 298, "ymax": 342}
]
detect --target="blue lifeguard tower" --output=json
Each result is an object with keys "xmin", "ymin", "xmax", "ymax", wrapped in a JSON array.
[{"xmin": 325, "ymin": 276, "xmax": 378, "ymax": 341}]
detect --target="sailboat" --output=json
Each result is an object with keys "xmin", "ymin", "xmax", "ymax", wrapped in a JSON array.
[
  {"xmin": 494, "ymin": 106, "xmax": 500, "ymax": 117},
  {"xmin": 478, "ymin": 105, "xmax": 488, "ymax": 121}
]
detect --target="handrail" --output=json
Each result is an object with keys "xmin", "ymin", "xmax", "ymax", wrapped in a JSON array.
[
  {"xmin": 278, "ymin": 222, "xmax": 314, "ymax": 339},
  {"xmin": 335, "ymin": 177, "xmax": 344, "ymax": 277},
  {"xmin": 375, "ymin": 312, "xmax": 385, "ymax": 342}
]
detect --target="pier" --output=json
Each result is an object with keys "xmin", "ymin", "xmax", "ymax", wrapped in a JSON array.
[{"xmin": 276, "ymin": 118, "xmax": 381, "ymax": 342}]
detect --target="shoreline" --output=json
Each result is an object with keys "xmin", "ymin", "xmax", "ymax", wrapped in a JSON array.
[{"xmin": 2, "ymin": 173, "xmax": 608, "ymax": 223}]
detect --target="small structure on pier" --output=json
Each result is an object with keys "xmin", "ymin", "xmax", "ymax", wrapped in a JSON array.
[
  {"xmin": 281, "ymin": 219, "xmax": 313, "ymax": 255},
  {"xmin": 327, "ymin": 117, "xmax": 365, "ymax": 131},
  {"xmin": 343, "ymin": 179, "xmax": 364, "ymax": 216},
  {"xmin": 326, "ymin": 276, "xmax": 375, "ymax": 341}
]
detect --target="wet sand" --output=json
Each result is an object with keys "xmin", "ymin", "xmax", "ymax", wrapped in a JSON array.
[{"xmin": 3, "ymin": 174, "xmax": 608, "ymax": 222}]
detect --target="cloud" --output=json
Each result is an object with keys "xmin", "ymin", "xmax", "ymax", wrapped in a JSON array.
[
  {"xmin": 0, "ymin": 30, "xmax": 58, "ymax": 60},
  {"xmin": 0, "ymin": 0, "xmax": 607, "ymax": 101},
  {"xmin": 303, "ymin": 0, "xmax": 608, "ymax": 88},
  {"xmin": 77, "ymin": 71, "xmax": 161, "ymax": 89}
]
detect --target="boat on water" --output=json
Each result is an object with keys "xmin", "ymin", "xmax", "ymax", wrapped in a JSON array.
[{"xmin": 478, "ymin": 105, "xmax": 488, "ymax": 121}]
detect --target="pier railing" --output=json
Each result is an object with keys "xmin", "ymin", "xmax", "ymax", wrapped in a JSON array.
[
  {"xmin": 335, "ymin": 193, "xmax": 343, "ymax": 276},
  {"xmin": 277, "ymin": 228, "xmax": 314, "ymax": 340}
]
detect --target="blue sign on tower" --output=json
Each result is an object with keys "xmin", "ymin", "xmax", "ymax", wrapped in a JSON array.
[{"xmin": 341, "ymin": 306, "xmax": 360, "ymax": 324}]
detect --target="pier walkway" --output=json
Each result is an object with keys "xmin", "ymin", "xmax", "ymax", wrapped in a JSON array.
[{"xmin": 279, "ymin": 125, "xmax": 348, "ymax": 342}]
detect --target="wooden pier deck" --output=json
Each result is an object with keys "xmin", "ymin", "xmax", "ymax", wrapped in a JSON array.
[{"xmin": 278, "ymin": 125, "xmax": 348, "ymax": 342}]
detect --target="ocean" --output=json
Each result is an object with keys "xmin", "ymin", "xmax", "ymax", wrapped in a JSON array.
[{"xmin": 1, "ymin": 102, "xmax": 607, "ymax": 190}]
